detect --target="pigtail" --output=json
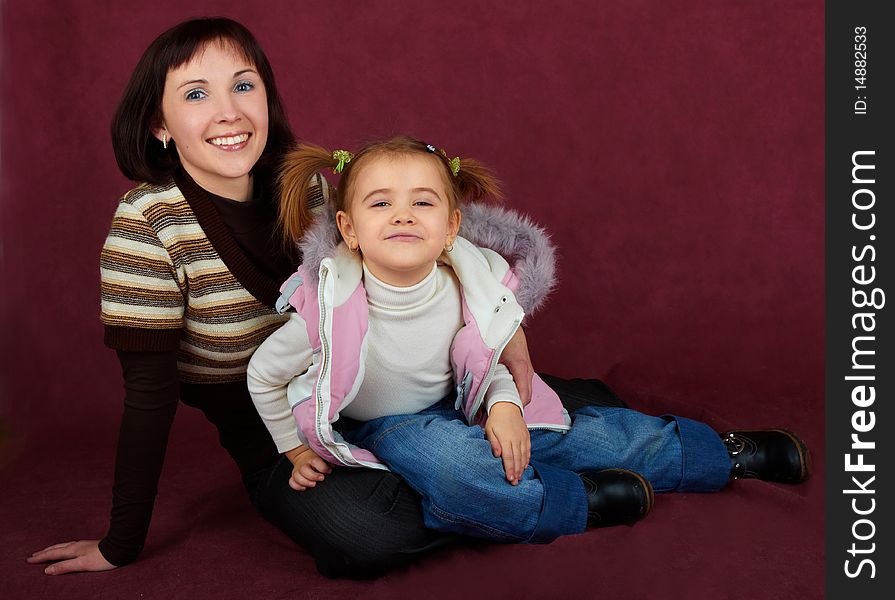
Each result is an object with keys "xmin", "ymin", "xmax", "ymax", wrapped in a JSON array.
[
  {"xmin": 277, "ymin": 143, "xmax": 337, "ymax": 250},
  {"xmin": 452, "ymin": 157, "xmax": 504, "ymax": 203}
]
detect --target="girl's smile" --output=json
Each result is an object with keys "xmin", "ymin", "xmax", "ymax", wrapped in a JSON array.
[
  {"xmin": 385, "ymin": 232, "xmax": 423, "ymax": 242},
  {"xmin": 336, "ymin": 154, "xmax": 461, "ymax": 287}
]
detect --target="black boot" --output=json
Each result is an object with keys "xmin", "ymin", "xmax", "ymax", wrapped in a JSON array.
[
  {"xmin": 721, "ymin": 429, "xmax": 811, "ymax": 483},
  {"xmin": 580, "ymin": 469, "xmax": 654, "ymax": 527}
]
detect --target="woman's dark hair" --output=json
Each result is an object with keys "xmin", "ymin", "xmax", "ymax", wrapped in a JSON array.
[{"xmin": 111, "ymin": 17, "xmax": 294, "ymax": 185}]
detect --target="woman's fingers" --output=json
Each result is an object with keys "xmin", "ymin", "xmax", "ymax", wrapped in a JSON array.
[
  {"xmin": 28, "ymin": 542, "xmax": 79, "ymax": 562},
  {"xmin": 27, "ymin": 540, "xmax": 115, "ymax": 574},
  {"xmin": 44, "ymin": 556, "xmax": 86, "ymax": 575},
  {"xmin": 28, "ymin": 542, "xmax": 83, "ymax": 563}
]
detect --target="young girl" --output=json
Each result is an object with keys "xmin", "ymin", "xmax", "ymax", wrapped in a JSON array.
[
  {"xmin": 248, "ymin": 136, "xmax": 811, "ymax": 543},
  {"xmin": 29, "ymin": 19, "xmax": 541, "ymax": 579}
]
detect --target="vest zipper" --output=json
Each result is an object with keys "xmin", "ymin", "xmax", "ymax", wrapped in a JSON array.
[
  {"xmin": 314, "ymin": 266, "xmax": 352, "ymax": 465},
  {"xmin": 470, "ymin": 318, "xmax": 521, "ymax": 416}
]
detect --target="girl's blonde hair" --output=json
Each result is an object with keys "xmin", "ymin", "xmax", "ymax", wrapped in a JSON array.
[{"xmin": 277, "ymin": 135, "xmax": 503, "ymax": 249}]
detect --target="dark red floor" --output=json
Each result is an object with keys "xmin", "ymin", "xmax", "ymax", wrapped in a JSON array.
[{"xmin": 4, "ymin": 389, "xmax": 823, "ymax": 600}]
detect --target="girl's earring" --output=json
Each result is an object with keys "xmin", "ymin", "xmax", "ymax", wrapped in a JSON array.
[
  {"xmin": 162, "ymin": 132, "xmax": 168, "ymax": 150},
  {"xmin": 445, "ymin": 239, "xmax": 454, "ymax": 253},
  {"xmin": 349, "ymin": 242, "xmax": 358, "ymax": 253}
]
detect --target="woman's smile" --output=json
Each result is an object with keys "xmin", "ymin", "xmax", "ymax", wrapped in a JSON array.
[
  {"xmin": 208, "ymin": 132, "xmax": 251, "ymax": 150},
  {"xmin": 158, "ymin": 42, "xmax": 269, "ymax": 201}
]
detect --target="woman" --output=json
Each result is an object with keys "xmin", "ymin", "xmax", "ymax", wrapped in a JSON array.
[{"xmin": 27, "ymin": 17, "xmax": 615, "ymax": 578}]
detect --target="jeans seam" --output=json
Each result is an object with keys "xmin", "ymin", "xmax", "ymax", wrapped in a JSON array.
[
  {"xmin": 367, "ymin": 419, "xmax": 423, "ymax": 453},
  {"xmin": 427, "ymin": 501, "xmax": 526, "ymax": 542}
]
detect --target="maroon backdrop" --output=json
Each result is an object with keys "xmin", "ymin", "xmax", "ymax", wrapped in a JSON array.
[{"xmin": 1, "ymin": 1, "xmax": 824, "ymax": 598}]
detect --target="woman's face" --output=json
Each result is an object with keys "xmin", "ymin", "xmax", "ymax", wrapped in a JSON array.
[{"xmin": 157, "ymin": 42, "xmax": 268, "ymax": 200}]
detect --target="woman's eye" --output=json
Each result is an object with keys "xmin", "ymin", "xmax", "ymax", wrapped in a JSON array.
[
  {"xmin": 234, "ymin": 80, "xmax": 255, "ymax": 93},
  {"xmin": 185, "ymin": 88, "xmax": 207, "ymax": 101}
]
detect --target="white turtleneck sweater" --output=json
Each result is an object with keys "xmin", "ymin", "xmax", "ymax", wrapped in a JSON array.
[
  {"xmin": 248, "ymin": 261, "xmax": 524, "ymax": 452},
  {"xmin": 339, "ymin": 263, "xmax": 521, "ymax": 421}
]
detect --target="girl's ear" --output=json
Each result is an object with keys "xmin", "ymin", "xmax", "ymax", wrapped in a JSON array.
[
  {"xmin": 336, "ymin": 210, "xmax": 358, "ymax": 251},
  {"xmin": 446, "ymin": 208, "xmax": 462, "ymax": 246}
]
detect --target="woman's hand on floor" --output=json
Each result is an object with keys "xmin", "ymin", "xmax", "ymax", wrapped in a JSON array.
[{"xmin": 27, "ymin": 540, "xmax": 116, "ymax": 575}]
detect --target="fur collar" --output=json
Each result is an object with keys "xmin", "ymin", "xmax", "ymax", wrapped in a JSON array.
[{"xmin": 297, "ymin": 202, "xmax": 557, "ymax": 315}]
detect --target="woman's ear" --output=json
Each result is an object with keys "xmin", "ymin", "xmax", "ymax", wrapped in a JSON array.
[
  {"xmin": 152, "ymin": 124, "xmax": 169, "ymax": 144},
  {"xmin": 336, "ymin": 210, "xmax": 358, "ymax": 251}
]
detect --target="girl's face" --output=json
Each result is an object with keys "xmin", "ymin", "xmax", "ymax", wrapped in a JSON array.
[
  {"xmin": 157, "ymin": 42, "xmax": 268, "ymax": 201},
  {"xmin": 337, "ymin": 154, "xmax": 461, "ymax": 287}
]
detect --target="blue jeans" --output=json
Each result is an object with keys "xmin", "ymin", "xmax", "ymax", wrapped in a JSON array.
[{"xmin": 336, "ymin": 399, "xmax": 730, "ymax": 544}]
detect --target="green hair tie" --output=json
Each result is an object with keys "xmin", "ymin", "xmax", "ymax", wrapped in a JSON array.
[
  {"xmin": 332, "ymin": 149, "xmax": 353, "ymax": 174},
  {"xmin": 449, "ymin": 156, "xmax": 461, "ymax": 177}
]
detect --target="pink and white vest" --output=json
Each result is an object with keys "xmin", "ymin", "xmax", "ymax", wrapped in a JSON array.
[{"xmin": 278, "ymin": 205, "xmax": 570, "ymax": 469}]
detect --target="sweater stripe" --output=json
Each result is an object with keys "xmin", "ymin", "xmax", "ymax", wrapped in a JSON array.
[{"xmin": 100, "ymin": 181, "xmax": 292, "ymax": 383}]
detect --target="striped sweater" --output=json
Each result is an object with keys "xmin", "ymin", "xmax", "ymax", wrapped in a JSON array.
[{"xmin": 100, "ymin": 170, "xmax": 326, "ymax": 384}]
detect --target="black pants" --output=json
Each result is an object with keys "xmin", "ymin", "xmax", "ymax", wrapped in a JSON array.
[{"xmin": 248, "ymin": 376, "xmax": 625, "ymax": 578}]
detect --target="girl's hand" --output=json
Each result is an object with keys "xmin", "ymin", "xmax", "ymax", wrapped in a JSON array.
[
  {"xmin": 285, "ymin": 446, "xmax": 332, "ymax": 491},
  {"xmin": 27, "ymin": 540, "xmax": 116, "ymax": 575},
  {"xmin": 484, "ymin": 403, "xmax": 531, "ymax": 485},
  {"xmin": 499, "ymin": 328, "xmax": 534, "ymax": 406}
]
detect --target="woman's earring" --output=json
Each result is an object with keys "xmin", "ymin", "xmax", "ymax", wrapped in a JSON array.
[{"xmin": 162, "ymin": 132, "xmax": 168, "ymax": 150}]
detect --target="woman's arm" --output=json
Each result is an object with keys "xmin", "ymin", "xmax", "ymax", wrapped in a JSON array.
[
  {"xmin": 30, "ymin": 192, "xmax": 188, "ymax": 574},
  {"xmin": 498, "ymin": 328, "xmax": 535, "ymax": 406},
  {"xmin": 459, "ymin": 203, "xmax": 558, "ymax": 405},
  {"xmin": 28, "ymin": 349, "xmax": 180, "ymax": 573}
]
